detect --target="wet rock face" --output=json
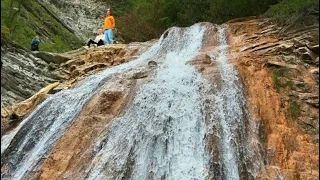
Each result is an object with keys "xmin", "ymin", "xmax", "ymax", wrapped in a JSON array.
[
  {"xmin": 0, "ymin": 24, "xmax": 247, "ymax": 179},
  {"xmin": 1, "ymin": 19, "xmax": 318, "ymax": 180},
  {"xmin": 36, "ymin": 78, "xmax": 140, "ymax": 180},
  {"xmin": 1, "ymin": 40, "xmax": 156, "ymax": 137},
  {"xmin": 38, "ymin": 0, "xmax": 110, "ymax": 40},
  {"xmin": 1, "ymin": 39, "xmax": 66, "ymax": 107},
  {"xmin": 1, "ymin": 23, "xmax": 264, "ymax": 180},
  {"xmin": 227, "ymin": 18, "xmax": 319, "ymax": 179}
]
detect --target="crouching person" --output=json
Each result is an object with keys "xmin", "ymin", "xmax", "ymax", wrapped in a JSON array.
[
  {"xmin": 31, "ymin": 35, "xmax": 40, "ymax": 51},
  {"xmin": 86, "ymin": 29, "xmax": 105, "ymax": 48}
]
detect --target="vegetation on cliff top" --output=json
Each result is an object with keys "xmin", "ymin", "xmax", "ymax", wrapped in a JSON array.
[
  {"xmin": 1, "ymin": 0, "xmax": 83, "ymax": 53},
  {"xmin": 1, "ymin": 0, "xmax": 319, "ymax": 51},
  {"xmin": 265, "ymin": 0, "xmax": 319, "ymax": 18},
  {"xmin": 117, "ymin": 0, "xmax": 319, "ymax": 42}
]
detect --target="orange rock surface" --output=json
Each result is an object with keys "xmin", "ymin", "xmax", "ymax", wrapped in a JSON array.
[{"xmin": 227, "ymin": 18, "xmax": 319, "ymax": 179}]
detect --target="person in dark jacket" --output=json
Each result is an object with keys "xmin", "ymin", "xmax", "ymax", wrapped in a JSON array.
[{"xmin": 31, "ymin": 35, "xmax": 40, "ymax": 51}]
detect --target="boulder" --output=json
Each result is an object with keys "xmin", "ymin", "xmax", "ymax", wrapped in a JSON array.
[
  {"xmin": 148, "ymin": 61, "xmax": 158, "ymax": 68},
  {"xmin": 32, "ymin": 51, "xmax": 72, "ymax": 64},
  {"xmin": 296, "ymin": 47, "xmax": 318, "ymax": 63},
  {"xmin": 266, "ymin": 60, "xmax": 297, "ymax": 69},
  {"xmin": 1, "ymin": 82, "xmax": 60, "ymax": 136}
]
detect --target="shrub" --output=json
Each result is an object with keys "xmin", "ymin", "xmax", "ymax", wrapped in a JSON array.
[{"xmin": 265, "ymin": 0, "xmax": 319, "ymax": 18}]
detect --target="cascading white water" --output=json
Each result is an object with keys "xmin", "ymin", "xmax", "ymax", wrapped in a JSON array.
[
  {"xmin": 212, "ymin": 27, "xmax": 241, "ymax": 179},
  {"xmin": 83, "ymin": 24, "xmax": 209, "ymax": 180},
  {"xmin": 205, "ymin": 26, "xmax": 261, "ymax": 179},
  {"xmin": 1, "ymin": 34, "xmax": 162, "ymax": 180},
  {"xmin": 1, "ymin": 23, "xmax": 262, "ymax": 180}
]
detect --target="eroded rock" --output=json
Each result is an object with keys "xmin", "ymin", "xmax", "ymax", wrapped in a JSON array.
[
  {"xmin": 1, "ymin": 82, "xmax": 59, "ymax": 136},
  {"xmin": 228, "ymin": 18, "xmax": 319, "ymax": 179},
  {"xmin": 31, "ymin": 51, "xmax": 72, "ymax": 64}
]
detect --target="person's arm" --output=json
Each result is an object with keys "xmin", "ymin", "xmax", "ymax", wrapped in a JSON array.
[
  {"xmin": 104, "ymin": 18, "xmax": 107, "ymax": 31},
  {"xmin": 112, "ymin": 16, "xmax": 115, "ymax": 30}
]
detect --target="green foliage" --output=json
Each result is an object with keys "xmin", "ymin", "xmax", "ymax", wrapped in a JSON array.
[
  {"xmin": 266, "ymin": 0, "xmax": 319, "ymax": 18},
  {"xmin": 117, "ymin": 13, "xmax": 163, "ymax": 43},
  {"xmin": 1, "ymin": 0, "xmax": 82, "ymax": 53},
  {"xmin": 117, "ymin": 0, "xmax": 318, "ymax": 41},
  {"xmin": 285, "ymin": 80, "xmax": 297, "ymax": 90},
  {"xmin": 129, "ymin": 0, "xmax": 279, "ymax": 26},
  {"xmin": 2, "ymin": 0, "xmax": 318, "ymax": 45},
  {"xmin": 272, "ymin": 67, "xmax": 289, "ymax": 91},
  {"xmin": 1, "ymin": 25, "xmax": 11, "ymax": 38},
  {"xmin": 271, "ymin": 67, "xmax": 297, "ymax": 91},
  {"xmin": 287, "ymin": 100, "xmax": 301, "ymax": 120},
  {"xmin": 119, "ymin": 0, "xmax": 279, "ymax": 41},
  {"xmin": 41, "ymin": 36, "xmax": 71, "ymax": 52},
  {"xmin": 272, "ymin": 74, "xmax": 283, "ymax": 91}
]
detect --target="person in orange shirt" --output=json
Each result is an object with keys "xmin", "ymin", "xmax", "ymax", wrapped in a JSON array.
[{"xmin": 104, "ymin": 9, "xmax": 115, "ymax": 45}]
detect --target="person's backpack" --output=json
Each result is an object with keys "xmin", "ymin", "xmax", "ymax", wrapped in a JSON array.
[{"xmin": 31, "ymin": 39, "xmax": 39, "ymax": 50}]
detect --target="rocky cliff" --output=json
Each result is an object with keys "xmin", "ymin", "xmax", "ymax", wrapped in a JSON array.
[
  {"xmin": 1, "ymin": 38, "xmax": 66, "ymax": 107},
  {"xmin": 1, "ymin": 40, "xmax": 156, "ymax": 136},
  {"xmin": 228, "ymin": 17, "xmax": 319, "ymax": 179},
  {"xmin": 1, "ymin": 17, "xmax": 319, "ymax": 180},
  {"xmin": 1, "ymin": 0, "xmax": 83, "ymax": 52},
  {"xmin": 38, "ymin": 0, "xmax": 127, "ymax": 41}
]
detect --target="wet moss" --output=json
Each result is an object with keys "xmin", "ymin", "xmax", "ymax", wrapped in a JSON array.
[
  {"xmin": 287, "ymin": 100, "xmax": 301, "ymax": 120},
  {"xmin": 272, "ymin": 68, "xmax": 297, "ymax": 92}
]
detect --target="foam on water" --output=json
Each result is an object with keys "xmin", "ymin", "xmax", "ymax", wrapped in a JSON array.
[
  {"xmin": 215, "ymin": 26, "xmax": 241, "ymax": 180},
  {"xmin": 1, "ymin": 23, "xmax": 263, "ymax": 180},
  {"xmin": 205, "ymin": 26, "xmax": 262, "ymax": 179},
  {"xmin": 84, "ymin": 24, "xmax": 209, "ymax": 180},
  {"xmin": 1, "ymin": 34, "xmax": 162, "ymax": 180}
]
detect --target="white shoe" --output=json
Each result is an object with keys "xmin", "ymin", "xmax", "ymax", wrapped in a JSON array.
[{"xmin": 83, "ymin": 46, "xmax": 89, "ymax": 50}]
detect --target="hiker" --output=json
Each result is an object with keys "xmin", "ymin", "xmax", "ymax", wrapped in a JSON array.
[
  {"xmin": 86, "ymin": 29, "xmax": 105, "ymax": 48},
  {"xmin": 31, "ymin": 35, "xmax": 40, "ymax": 51},
  {"xmin": 104, "ymin": 9, "xmax": 115, "ymax": 45}
]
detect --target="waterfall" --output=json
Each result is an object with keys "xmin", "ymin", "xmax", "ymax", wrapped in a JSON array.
[
  {"xmin": 1, "ymin": 24, "xmax": 262, "ymax": 180},
  {"xmin": 83, "ymin": 24, "xmax": 209, "ymax": 180},
  {"xmin": 1, "ymin": 33, "xmax": 162, "ymax": 180},
  {"xmin": 204, "ymin": 26, "xmax": 262, "ymax": 179}
]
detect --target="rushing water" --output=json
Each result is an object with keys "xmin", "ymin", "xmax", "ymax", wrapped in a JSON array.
[
  {"xmin": 205, "ymin": 26, "xmax": 262, "ymax": 179},
  {"xmin": 1, "ymin": 24, "xmax": 262, "ymax": 180},
  {"xmin": 1, "ymin": 31, "xmax": 162, "ymax": 180},
  {"xmin": 84, "ymin": 24, "xmax": 209, "ymax": 180}
]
